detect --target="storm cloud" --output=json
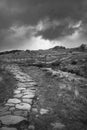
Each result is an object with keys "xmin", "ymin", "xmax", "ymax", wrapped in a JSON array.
[{"xmin": 0, "ymin": 0, "xmax": 87, "ymax": 51}]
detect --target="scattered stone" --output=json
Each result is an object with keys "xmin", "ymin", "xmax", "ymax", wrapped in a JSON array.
[
  {"xmin": 51, "ymin": 122, "xmax": 65, "ymax": 129},
  {"xmin": 28, "ymin": 125, "xmax": 35, "ymax": 130},
  {"xmin": 7, "ymin": 98, "xmax": 21, "ymax": 104},
  {"xmin": 40, "ymin": 109, "xmax": 49, "ymax": 115},
  {"xmin": 35, "ymin": 115, "xmax": 39, "ymax": 118},
  {"xmin": 1, "ymin": 127, "xmax": 17, "ymax": 130},
  {"xmin": 16, "ymin": 103, "xmax": 31, "ymax": 110},
  {"xmin": 74, "ymin": 89, "xmax": 79, "ymax": 97},
  {"xmin": 0, "ymin": 115, "xmax": 26, "ymax": 125},
  {"xmin": 59, "ymin": 84, "xmax": 66, "ymax": 89},
  {"xmin": 67, "ymin": 85, "xmax": 72, "ymax": 90}
]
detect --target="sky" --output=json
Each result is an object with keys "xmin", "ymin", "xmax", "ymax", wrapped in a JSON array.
[{"xmin": 0, "ymin": 0, "xmax": 87, "ymax": 51}]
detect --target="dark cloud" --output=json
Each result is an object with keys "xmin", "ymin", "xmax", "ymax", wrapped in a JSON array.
[
  {"xmin": 37, "ymin": 19, "xmax": 78, "ymax": 40},
  {"xmin": 0, "ymin": 0, "xmax": 86, "ymax": 27},
  {"xmin": 0, "ymin": 0, "xmax": 87, "ymax": 50}
]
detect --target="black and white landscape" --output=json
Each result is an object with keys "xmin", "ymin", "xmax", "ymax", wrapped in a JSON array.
[{"xmin": 0, "ymin": 0, "xmax": 87, "ymax": 130}]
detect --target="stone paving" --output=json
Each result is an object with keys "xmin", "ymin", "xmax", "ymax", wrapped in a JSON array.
[
  {"xmin": 0, "ymin": 64, "xmax": 37, "ymax": 130},
  {"xmin": 0, "ymin": 65, "xmax": 65, "ymax": 130}
]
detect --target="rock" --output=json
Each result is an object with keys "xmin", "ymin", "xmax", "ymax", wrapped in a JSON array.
[
  {"xmin": 29, "ymin": 87, "xmax": 36, "ymax": 90},
  {"xmin": 7, "ymin": 98, "xmax": 21, "ymax": 104},
  {"xmin": 0, "ymin": 106, "xmax": 9, "ymax": 112},
  {"xmin": 14, "ymin": 94, "xmax": 23, "ymax": 98},
  {"xmin": 17, "ymin": 88, "xmax": 26, "ymax": 90},
  {"xmin": 0, "ymin": 111, "xmax": 11, "ymax": 116},
  {"xmin": 23, "ymin": 91, "xmax": 35, "ymax": 96},
  {"xmin": 32, "ymin": 108, "xmax": 38, "ymax": 113},
  {"xmin": 0, "ymin": 115, "xmax": 26, "ymax": 125},
  {"xmin": 23, "ymin": 93, "xmax": 35, "ymax": 99},
  {"xmin": 23, "ymin": 89, "xmax": 36, "ymax": 93},
  {"xmin": 22, "ymin": 99, "xmax": 32, "ymax": 104},
  {"xmin": 28, "ymin": 125, "xmax": 35, "ymax": 130},
  {"xmin": 40, "ymin": 109, "xmax": 49, "ymax": 115},
  {"xmin": 67, "ymin": 85, "xmax": 72, "ymax": 90},
  {"xmin": 5, "ymin": 103, "xmax": 15, "ymax": 107},
  {"xmin": 51, "ymin": 122, "xmax": 65, "ymax": 129},
  {"xmin": 17, "ymin": 83, "xmax": 28, "ymax": 88},
  {"xmin": 17, "ymin": 77, "xmax": 31, "ymax": 82},
  {"xmin": 15, "ymin": 75, "xmax": 23, "ymax": 79},
  {"xmin": 28, "ymin": 82, "xmax": 37, "ymax": 86},
  {"xmin": 14, "ymin": 90, "xmax": 21, "ymax": 94},
  {"xmin": 16, "ymin": 103, "xmax": 31, "ymax": 110},
  {"xmin": 9, "ymin": 107, "xmax": 15, "ymax": 111},
  {"xmin": 1, "ymin": 127, "xmax": 17, "ymax": 130},
  {"xmin": 74, "ymin": 89, "xmax": 79, "ymax": 97},
  {"xmin": 59, "ymin": 84, "xmax": 66, "ymax": 89},
  {"xmin": 14, "ymin": 110, "xmax": 28, "ymax": 117}
]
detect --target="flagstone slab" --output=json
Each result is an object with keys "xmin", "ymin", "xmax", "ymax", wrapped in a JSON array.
[
  {"xmin": 0, "ymin": 115, "xmax": 26, "ymax": 125},
  {"xmin": 15, "ymin": 75, "xmax": 23, "ymax": 79},
  {"xmin": 14, "ymin": 94, "xmax": 23, "ymax": 98},
  {"xmin": 22, "ymin": 89, "xmax": 36, "ymax": 93},
  {"xmin": 14, "ymin": 110, "xmax": 28, "ymax": 117},
  {"xmin": 0, "ymin": 106, "xmax": 9, "ymax": 112},
  {"xmin": 28, "ymin": 82, "xmax": 37, "ymax": 86},
  {"xmin": 23, "ymin": 91, "xmax": 35, "ymax": 96},
  {"xmin": 5, "ymin": 103, "xmax": 15, "ymax": 107},
  {"xmin": 32, "ymin": 108, "xmax": 38, "ymax": 113},
  {"xmin": 0, "ymin": 111, "xmax": 11, "ymax": 116},
  {"xmin": 22, "ymin": 94, "xmax": 35, "ymax": 99},
  {"xmin": 22, "ymin": 99, "xmax": 32, "ymax": 104},
  {"xmin": 17, "ymin": 83, "xmax": 28, "ymax": 88},
  {"xmin": 9, "ymin": 107, "xmax": 15, "ymax": 111},
  {"xmin": 7, "ymin": 98, "xmax": 21, "ymax": 104},
  {"xmin": 16, "ymin": 103, "xmax": 31, "ymax": 110},
  {"xmin": 17, "ymin": 87, "xmax": 26, "ymax": 90},
  {"xmin": 14, "ymin": 90, "xmax": 21, "ymax": 94}
]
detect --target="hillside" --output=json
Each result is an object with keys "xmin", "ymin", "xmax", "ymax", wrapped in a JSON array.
[
  {"xmin": 0, "ymin": 45, "xmax": 87, "ymax": 78},
  {"xmin": 0, "ymin": 45, "xmax": 87, "ymax": 130}
]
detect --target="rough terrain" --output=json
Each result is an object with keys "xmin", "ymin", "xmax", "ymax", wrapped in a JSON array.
[{"xmin": 0, "ymin": 46, "xmax": 87, "ymax": 130}]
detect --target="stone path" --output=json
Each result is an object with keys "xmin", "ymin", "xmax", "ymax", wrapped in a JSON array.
[{"xmin": 0, "ymin": 64, "xmax": 37, "ymax": 130}]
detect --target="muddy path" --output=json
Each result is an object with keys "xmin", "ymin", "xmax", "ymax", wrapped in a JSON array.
[{"xmin": 0, "ymin": 64, "xmax": 87, "ymax": 130}]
